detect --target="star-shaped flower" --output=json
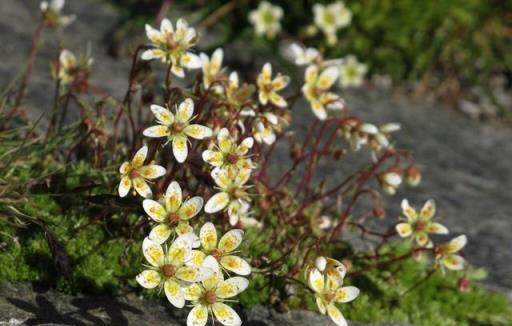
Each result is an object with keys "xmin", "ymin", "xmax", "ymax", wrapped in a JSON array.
[
  {"xmin": 143, "ymin": 98, "xmax": 213, "ymax": 163},
  {"xmin": 143, "ymin": 181, "xmax": 203, "ymax": 244},
  {"xmin": 141, "ymin": 18, "xmax": 201, "ymax": 78},
  {"xmin": 248, "ymin": 1, "xmax": 283, "ymax": 39},
  {"xmin": 204, "ymin": 168, "xmax": 252, "ymax": 226},
  {"xmin": 313, "ymin": 1, "xmax": 352, "ymax": 45},
  {"xmin": 185, "ymin": 259, "xmax": 248, "ymax": 326},
  {"xmin": 188, "ymin": 222, "xmax": 251, "ymax": 276},
  {"xmin": 136, "ymin": 236, "xmax": 212, "ymax": 308},
  {"xmin": 339, "ymin": 55, "xmax": 367, "ymax": 88},
  {"xmin": 202, "ymin": 128, "xmax": 254, "ymax": 174},
  {"xmin": 302, "ymin": 65, "xmax": 344, "ymax": 120},
  {"xmin": 257, "ymin": 63, "xmax": 289, "ymax": 108},
  {"xmin": 118, "ymin": 146, "xmax": 166, "ymax": 198},
  {"xmin": 434, "ymin": 235, "xmax": 467, "ymax": 272},
  {"xmin": 50, "ymin": 49, "xmax": 93, "ymax": 85},
  {"xmin": 309, "ymin": 268, "xmax": 359, "ymax": 326},
  {"xmin": 396, "ymin": 199, "xmax": 449, "ymax": 247}
]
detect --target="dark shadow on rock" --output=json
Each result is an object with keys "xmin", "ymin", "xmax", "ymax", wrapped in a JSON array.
[
  {"xmin": 69, "ymin": 297, "xmax": 143, "ymax": 325},
  {"xmin": 7, "ymin": 295, "xmax": 85, "ymax": 325}
]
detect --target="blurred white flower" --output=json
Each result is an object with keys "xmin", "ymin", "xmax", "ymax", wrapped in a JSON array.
[
  {"xmin": 313, "ymin": 1, "xmax": 352, "ymax": 45},
  {"xmin": 249, "ymin": 1, "xmax": 283, "ymax": 39},
  {"xmin": 40, "ymin": 0, "xmax": 75, "ymax": 28},
  {"xmin": 339, "ymin": 55, "xmax": 367, "ymax": 88}
]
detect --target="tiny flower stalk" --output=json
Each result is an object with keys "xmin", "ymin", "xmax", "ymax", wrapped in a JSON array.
[
  {"xmin": 118, "ymin": 146, "xmax": 166, "ymax": 198},
  {"xmin": 396, "ymin": 199, "xmax": 449, "ymax": 247},
  {"xmin": 143, "ymin": 181, "xmax": 203, "ymax": 244},
  {"xmin": 143, "ymin": 99, "xmax": 213, "ymax": 163}
]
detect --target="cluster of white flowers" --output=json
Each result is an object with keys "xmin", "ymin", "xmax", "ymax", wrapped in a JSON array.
[{"xmin": 396, "ymin": 199, "xmax": 468, "ymax": 272}]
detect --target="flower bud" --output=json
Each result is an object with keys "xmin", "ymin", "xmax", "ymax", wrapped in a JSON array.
[
  {"xmin": 373, "ymin": 206, "xmax": 386, "ymax": 218},
  {"xmin": 315, "ymin": 256, "xmax": 327, "ymax": 272},
  {"xmin": 405, "ymin": 165, "xmax": 421, "ymax": 187},
  {"xmin": 458, "ymin": 276, "xmax": 469, "ymax": 292},
  {"xmin": 290, "ymin": 143, "xmax": 303, "ymax": 161}
]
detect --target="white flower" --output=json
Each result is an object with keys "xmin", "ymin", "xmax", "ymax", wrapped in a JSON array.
[
  {"xmin": 285, "ymin": 43, "xmax": 321, "ymax": 66},
  {"xmin": 313, "ymin": 1, "xmax": 352, "ymax": 45},
  {"xmin": 188, "ymin": 222, "xmax": 252, "ymax": 276},
  {"xmin": 248, "ymin": 1, "xmax": 283, "ymax": 39},
  {"xmin": 185, "ymin": 259, "xmax": 248, "ymax": 326},
  {"xmin": 368, "ymin": 123, "xmax": 400, "ymax": 161},
  {"xmin": 50, "ymin": 49, "xmax": 93, "ymax": 85},
  {"xmin": 40, "ymin": 0, "xmax": 75, "ymax": 27},
  {"xmin": 434, "ymin": 235, "xmax": 468, "ymax": 272},
  {"xmin": 143, "ymin": 181, "xmax": 203, "ymax": 244},
  {"xmin": 257, "ymin": 63, "xmax": 290, "ymax": 108},
  {"xmin": 143, "ymin": 99, "xmax": 213, "ymax": 163},
  {"xmin": 136, "ymin": 236, "xmax": 213, "ymax": 308},
  {"xmin": 141, "ymin": 18, "xmax": 201, "ymax": 78},
  {"xmin": 302, "ymin": 65, "xmax": 344, "ymax": 120},
  {"xmin": 339, "ymin": 55, "xmax": 367, "ymax": 88},
  {"xmin": 118, "ymin": 146, "xmax": 166, "ymax": 198},
  {"xmin": 341, "ymin": 121, "xmax": 378, "ymax": 151},
  {"xmin": 309, "ymin": 268, "xmax": 359, "ymax": 326},
  {"xmin": 222, "ymin": 72, "xmax": 256, "ymax": 108},
  {"xmin": 202, "ymin": 128, "xmax": 254, "ymax": 174},
  {"xmin": 252, "ymin": 112, "xmax": 281, "ymax": 145},
  {"xmin": 396, "ymin": 199, "xmax": 449, "ymax": 247},
  {"xmin": 205, "ymin": 169, "xmax": 252, "ymax": 226},
  {"xmin": 200, "ymin": 48, "xmax": 224, "ymax": 91},
  {"xmin": 378, "ymin": 170, "xmax": 402, "ymax": 195}
]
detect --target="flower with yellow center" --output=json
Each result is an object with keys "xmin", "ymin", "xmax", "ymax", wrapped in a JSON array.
[
  {"xmin": 202, "ymin": 128, "xmax": 254, "ymax": 175},
  {"xmin": 143, "ymin": 181, "xmax": 203, "ymax": 244},
  {"xmin": 185, "ymin": 258, "xmax": 248, "ymax": 326},
  {"xmin": 118, "ymin": 145, "xmax": 166, "ymax": 198},
  {"xmin": 248, "ymin": 1, "xmax": 283, "ymax": 39},
  {"xmin": 200, "ymin": 48, "xmax": 224, "ymax": 91},
  {"xmin": 257, "ymin": 63, "xmax": 289, "ymax": 108},
  {"xmin": 302, "ymin": 65, "xmax": 344, "ymax": 120},
  {"xmin": 50, "ymin": 49, "xmax": 93, "ymax": 85},
  {"xmin": 136, "ymin": 236, "xmax": 213, "ymax": 308},
  {"xmin": 222, "ymin": 72, "xmax": 256, "ymax": 109},
  {"xmin": 188, "ymin": 222, "xmax": 251, "ymax": 276},
  {"xmin": 339, "ymin": 55, "xmax": 367, "ymax": 88},
  {"xmin": 309, "ymin": 268, "xmax": 359, "ymax": 326},
  {"xmin": 368, "ymin": 123, "xmax": 400, "ymax": 161},
  {"xmin": 251, "ymin": 112, "xmax": 281, "ymax": 145},
  {"xmin": 434, "ymin": 235, "xmax": 467, "ymax": 272},
  {"xmin": 396, "ymin": 199, "xmax": 449, "ymax": 247},
  {"xmin": 313, "ymin": 1, "xmax": 352, "ymax": 45},
  {"xmin": 141, "ymin": 18, "xmax": 201, "ymax": 78},
  {"xmin": 143, "ymin": 98, "xmax": 213, "ymax": 163},
  {"xmin": 40, "ymin": 0, "xmax": 75, "ymax": 28},
  {"xmin": 204, "ymin": 168, "xmax": 252, "ymax": 226},
  {"xmin": 306, "ymin": 256, "xmax": 347, "ymax": 286}
]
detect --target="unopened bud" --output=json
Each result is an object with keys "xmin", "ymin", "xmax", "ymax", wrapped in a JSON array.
[
  {"xmin": 290, "ymin": 143, "xmax": 303, "ymax": 161},
  {"xmin": 373, "ymin": 206, "xmax": 386, "ymax": 218},
  {"xmin": 458, "ymin": 276, "xmax": 469, "ymax": 292},
  {"xmin": 405, "ymin": 165, "xmax": 421, "ymax": 187},
  {"xmin": 315, "ymin": 256, "xmax": 327, "ymax": 272}
]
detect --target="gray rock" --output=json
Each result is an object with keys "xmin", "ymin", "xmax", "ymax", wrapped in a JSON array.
[{"xmin": 0, "ymin": 282, "xmax": 406, "ymax": 326}]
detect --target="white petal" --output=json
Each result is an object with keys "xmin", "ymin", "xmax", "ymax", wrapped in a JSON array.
[
  {"xmin": 150, "ymin": 104, "xmax": 174, "ymax": 125},
  {"xmin": 142, "ymin": 237, "xmax": 165, "ymax": 267},
  {"xmin": 148, "ymin": 224, "xmax": 172, "ymax": 244},
  {"xmin": 327, "ymin": 304, "xmax": 347, "ymax": 326},
  {"xmin": 164, "ymin": 279, "xmax": 185, "ymax": 308},
  {"xmin": 133, "ymin": 177, "xmax": 152, "ymax": 198},
  {"xmin": 185, "ymin": 124, "xmax": 213, "ymax": 140},
  {"xmin": 205, "ymin": 192, "xmax": 230, "ymax": 213},
  {"xmin": 118, "ymin": 176, "xmax": 132, "ymax": 197},
  {"xmin": 220, "ymin": 255, "xmax": 251, "ymax": 276},
  {"xmin": 136, "ymin": 269, "xmax": 161, "ymax": 289},
  {"xmin": 309, "ymin": 268, "xmax": 324, "ymax": 293},
  {"xmin": 172, "ymin": 135, "xmax": 188, "ymax": 163},
  {"xmin": 200, "ymin": 222, "xmax": 218, "ymax": 251},
  {"xmin": 335, "ymin": 286, "xmax": 360, "ymax": 303},
  {"xmin": 160, "ymin": 18, "xmax": 174, "ymax": 34},
  {"xmin": 218, "ymin": 229, "xmax": 244, "ymax": 253},
  {"xmin": 212, "ymin": 302, "xmax": 242, "ymax": 326},
  {"xmin": 165, "ymin": 181, "xmax": 183, "ymax": 208},
  {"xmin": 216, "ymin": 277, "xmax": 249, "ymax": 299},
  {"xmin": 187, "ymin": 304, "xmax": 208, "ymax": 326},
  {"xmin": 177, "ymin": 98, "xmax": 194, "ymax": 123},
  {"xmin": 143, "ymin": 199, "xmax": 166, "ymax": 222}
]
